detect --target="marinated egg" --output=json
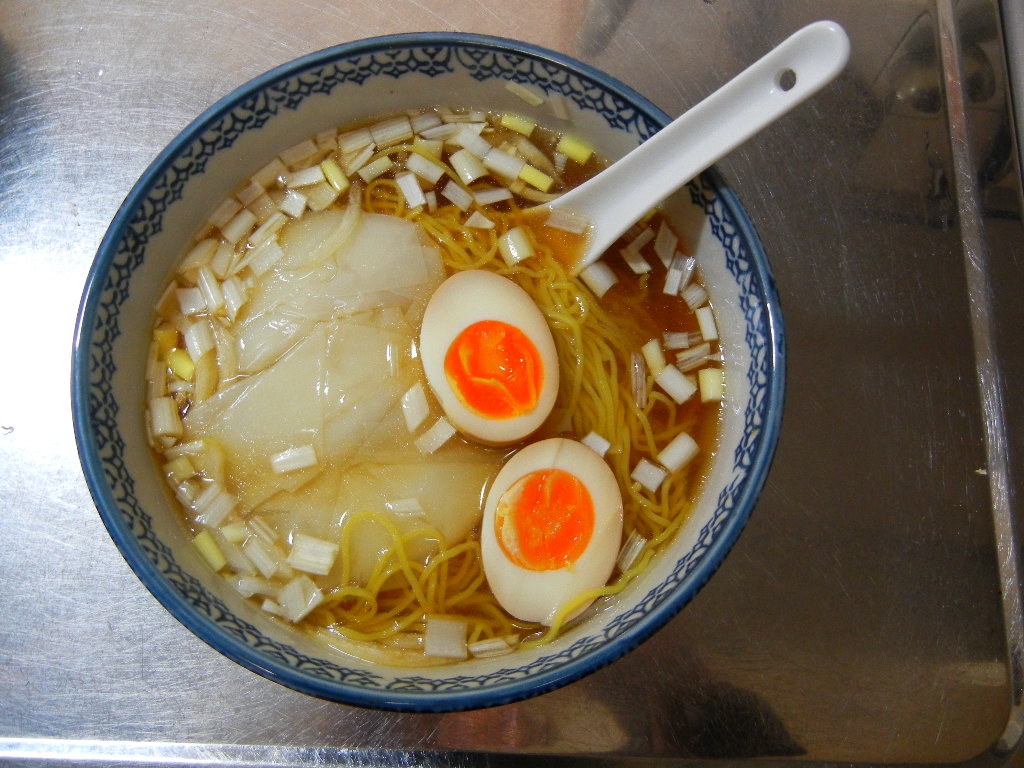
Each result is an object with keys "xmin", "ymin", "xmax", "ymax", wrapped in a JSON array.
[
  {"xmin": 481, "ymin": 437, "xmax": 624, "ymax": 625},
  {"xmin": 419, "ymin": 270, "xmax": 559, "ymax": 445}
]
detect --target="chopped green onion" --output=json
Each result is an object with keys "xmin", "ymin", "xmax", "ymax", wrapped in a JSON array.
[
  {"xmin": 675, "ymin": 342, "xmax": 712, "ymax": 373},
  {"xmin": 410, "ymin": 111, "xmax": 442, "ymax": 134},
  {"xmin": 439, "ymin": 180, "xmax": 473, "ymax": 211},
  {"xmin": 616, "ymin": 530, "xmax": 648, "ymax": 573},
  {"xmin": 287, "ymin": 533, "xmax": 339, "ymax": 576},
  {"xmin": 277, "ymin": 575, "xmax": 324, "ymax": 623},
  {"xmin": 220, "ymin": 521, "xmax": 248, "ymax": 545},
  {"xmin": 207, "ymin": 196, "xmax": 243, "ymax": 230},
  {"xmin": 555, "ymin": 134, "xmax": 594, "ymax": 164},
  {"xmin": 285, "ymin": 165, "xmax": 326, "ymax": 188},
  {"xmin": 178, "ymin": 238, "xmax": 218, "ymax": 273},
  {"xmin": 183, "ymin": 319, "xmax": 215, "ymax": 362},
  {"xmin": 696, "ymin": 306, "xmax": 718, "ymax": 342},
  {"xmin": 548, "ymin": 93, "xmax": 570, "ymax": 121},
  {"xmin": 320, "ymin": 156, "xmax": 350, "ymax": 193},
  {"xmin": 315, "ymin": 127, "xmax": 337, "ymax": 149},
  {"xmin": 468, "ymin": 635, "xmax": 519, "ymax": 658},
  {"xmin": 631, "ymin": 351, "xmax": 648, "ymax": 409},
  {"xmin": 219, "ymin": 208, "xmax": 258, "ymax": 246},
  {"xmin": 305, "ymin": 181, "xmax": 341, "ymax": 213},
  {"xmin": 153, "ymin": 326, "xmax": 178, "ymax": 357},
  {"xmin": 278, "ymin": 138, "xmax": 318, "ymax": 166},
  {"xmin": 175, "ymin": 286, "xmax": 205, "ymax": 316},
  {"xmin": 663, "ymin": 331, "xmax": 702, "ymax": 350},
  {"xmin": 415, "ymin": 417, "xmax": 456, "ymax": 454},
  {"xmin": 641, "ymin": 339, "xmax": 666, "ymax": 375},
  {"xmin": 698, "ymin": 367, "xmax": 725, "ymax": 402},
  {"xmin": 663, "ymin": 253, "xmax": 696, "ymax": 296},
  {"xmin": 147, "ymin": 397, "xmax": 181, "ymax": 438},
  {"xmin": 401, "ymin": 382, "xmax": 430, "ymax": 432},
  {"xmin": 500, "ymin": 113, "xmax": 536, "ymax": 135},
  {"xmin": 231, "ymin": 575, "xmax": 279, "ymax": 599},
  {"xmin": 424, "ymin": 615, "xmax": 469, "ymax": 659},
  {"xmin": 505, "ymin": 81, "xmax": 545, "ymax": 107},
  {"xmin": 247, "ymin": 211, "xmax": 287, "ymax": 247},
  {"xmin": 193, "ymin": 482, "xmax": 236, "ymax": 528},
  {"xmin": 655, "ymin": 364, "xmax": 697, "ymax": 404},
  {"xmin": 251, "ymin": 157, "xmax": 288, "ymax": 189},
  {"xmin": 452, "ymin": 124, "xmax": 492, "ymax": 158},
  {"xmin": 657, "ymin": 431, "xmax": 699, "ymax": 473},
  {"xmin": 166, "ymin": 348, "xmax": 195, "ymax": 381},
  {"xmin": 148, "ymin": 396, "xmax": 182, "ymax": 439},
  {"xmin": 405, "ymin": 151, "xmax": 446, "ymax": 184},
  {"xmin": 369, "ymin": 115, "xmax": 413, "ymax": 148},
  {"xmin": 337, "ymin": 127, "xmax": 373, "ymax": 155},
  {"xmin": 248, "ymin": 515, "xmax": 279, "ymax": 544},
  {"xmin": 473, "ymin": 186, "xmax": 513, "ymax": 206},
  {"xmin": 654, "ymin": 220, "xmax": 678, "ymax": 267},
  {"xmin": 395, "ymin": 171, "xmax": 427, "ymax": 209},
  {"xmin": 163, "ymin": 455, "xmax": 196, "ymax": 485},
  {"xmin": 236, "ymin": 239, "xmax": 284, "ymax": 277},
  {"xmin": 683, "ymin": 283, "xmax": 709, "ymax": 310},
  {"xmin": 620, "ymin": 247, "xmax": 652, "ymax": 275},
  {"xmin": 172, "ymin": 480, "xmax": 198, "ymax": 508},
  {"xmin": 357, "ymin": 155, "xmax": 395, "ymax": 183},
  {"xmin": 498, "ymin": 226, "xmax": 535, "ymax": 266},
  {"xmin": 417, "ymin": 122, "xmax": 460, "ymax": 142},
  {"xmin": 450, "ymin": 148, "xmax": 487, "ymax": 184},
  {"xmin": 210, "ymin": 242, "xmax": 235, "ymax": 279},
  {"xmin": 464, "ymin": 211, "xmax": 494, "ymax": 230},
  {"xmin": 511, "ymin": 135, "xmax": 554, "ymax": 173},
  {"xmin": 385, "ymin": 497, "xmax": 425, "ymax": 517},
  {"xmin": 270, "ymin": 444, "xmax": 318, "ymax": 474},
  {"xmin": 483, "ymin": 148, "xmax": 526, "ymax": 180},
  {"xmin": 261, "ymin": 598, "xmax": 284, "ymax": 616},
  {"xmin": 544, "ymin": 208, "xmax": 589, "ymax": 234},
  {"xmin": 578, "ymin": 261, "xmax": 618, "ymax": 298},
  {"xmin": 342, "ymin": 143, "xmax": 375, "ymax": 175},
  {"xmin": 193, "ymin": 530, "xmax": 227, "ymax": 572},
  {"xmin": 247, "ymin": 193, "xmax": 279, "ymax": 224},
  {"xmin": 518, "ymin": 164, "xmax": 554, "ymax": 192},
  {"xmin": 581, "ymin": 431, "xmax": 611, "ymax": 458},
  {"xmin": 631, "ymin": 458, "xmax": 667, "ymax": 493},
  {"xmin": 219, "ymin": 275, "xmax": 247, "ymax": 322},
  {"xmin": 243, "ymin": 536, "xmax": 282, "ymax": 579}
]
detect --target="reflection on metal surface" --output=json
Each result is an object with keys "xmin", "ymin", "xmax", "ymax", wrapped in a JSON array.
[
  {"xmin": 577, "ymin": 0, "xmax": 637, "ymax": 56},
  {"xmin": 938, "ymin": 0, "xmax": 1024, "ymax": 754},
  {"xmin": 2, "ymin": 0, "xmax": 1024, "ymax": 764}
]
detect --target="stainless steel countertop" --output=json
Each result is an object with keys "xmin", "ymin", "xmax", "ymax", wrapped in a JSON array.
[{"xmin": 3, "ymin": 0, "xmax": 1023, "ymax": 765}]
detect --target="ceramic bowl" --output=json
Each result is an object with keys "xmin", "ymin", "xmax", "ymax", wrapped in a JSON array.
[{"xmin": 72, "ymin": 32, "xmax": 785, "ymax": 712}]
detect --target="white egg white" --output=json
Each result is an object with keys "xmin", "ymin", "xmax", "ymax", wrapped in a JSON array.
[
  {"xmin": 419, "ymin": 269, "xmax": 560, "ymax": 445},
  {"xmin": 481, "ymin": 437, "xmax": 624, "ymax": 625}
]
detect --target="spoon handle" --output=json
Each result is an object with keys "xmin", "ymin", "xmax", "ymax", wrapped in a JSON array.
[{"xmin": 551, "ymin": 20, "xmax": 850, "ymax": 273}]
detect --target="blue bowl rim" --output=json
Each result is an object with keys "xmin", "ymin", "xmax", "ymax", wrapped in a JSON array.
[{"xmin": 71, "ymin": 30, "xmax": 786, "ymax": 712}]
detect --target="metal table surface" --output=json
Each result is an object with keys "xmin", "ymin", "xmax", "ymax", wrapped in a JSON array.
[{"xmin": 2, "ymin": 0, "xmax": 1023, "ymax": 765}]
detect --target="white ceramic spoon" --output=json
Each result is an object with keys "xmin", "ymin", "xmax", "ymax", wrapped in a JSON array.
[{"xmin": 537, "ymin": 20, "xmax": 851, "ymax": 274}]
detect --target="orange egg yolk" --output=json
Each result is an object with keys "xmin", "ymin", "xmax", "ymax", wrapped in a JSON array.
[
  {"xmin": 444, "ymin": 319, "xmax": 544, "ymax": 420},
  {"xmin": 495, "ymin": 468, "xmax": 595, "ymax": 571}
]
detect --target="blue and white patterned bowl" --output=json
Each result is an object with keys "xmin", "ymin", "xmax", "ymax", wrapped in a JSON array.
[{"xmin": 72, "ymin": 33, "xmax": 785, "ymax": 712}]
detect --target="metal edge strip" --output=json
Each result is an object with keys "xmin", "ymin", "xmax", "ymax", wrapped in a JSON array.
[{"xmin": 937, "ymin": 0, "xmax": 1024, "ymax": 756}]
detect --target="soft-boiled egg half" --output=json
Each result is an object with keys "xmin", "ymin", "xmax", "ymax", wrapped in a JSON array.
[
  {"xmin": 419, "ymin": 269, "xmax": 559, "ymax": 445},
  {"xmin": 481, "ymin": 437, "xmax": 624, "ymax": 625}
]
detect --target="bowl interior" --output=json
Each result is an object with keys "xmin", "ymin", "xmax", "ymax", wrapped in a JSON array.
[{"xmin": 73, "ymin": 32, "xmax": 784, "ymax": 712}]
